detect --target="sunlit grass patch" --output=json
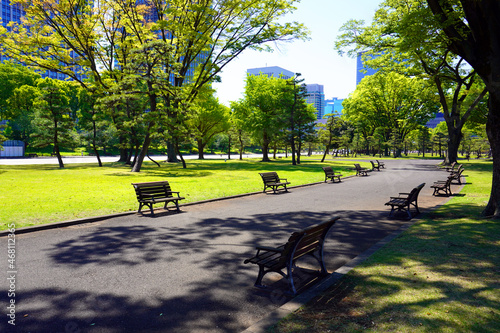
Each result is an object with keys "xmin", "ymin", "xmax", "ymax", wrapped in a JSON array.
[{"xmin": 0, "ymin": 156, "xmax": 354, "ymax": 229}]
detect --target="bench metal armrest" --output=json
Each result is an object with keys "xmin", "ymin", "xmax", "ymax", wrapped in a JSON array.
[
  {"xmin": 278, "ymin": 178, "xmax": 288, "ymax": 182},
  {"xmin": 167, "ymin": 191, "xmax": 181, "ymax": 197},
  {"xmin": 399, "ymin": 192, "xmax": 410, "ymax": 196}
]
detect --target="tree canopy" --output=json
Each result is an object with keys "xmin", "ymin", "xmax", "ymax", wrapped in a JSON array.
[
  {"xmin": 0, "ymin": 0, "xmax": 308, "ymax": 171},
  {"xmin": 343, "ymin": 72, "xmax": 439, "ymax": 156},
  {"xmin": 335, "ymin": 0, "xmax": 488, "ymax": 163}
]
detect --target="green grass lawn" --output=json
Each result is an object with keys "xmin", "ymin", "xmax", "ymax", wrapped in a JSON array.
[
  {"xmin": 0, "ymin": 156, "xmax": 361, "ymax": 230},
  {"xmin": 270, "ymin": 160, "xmax": 500, "ymax": 333}
]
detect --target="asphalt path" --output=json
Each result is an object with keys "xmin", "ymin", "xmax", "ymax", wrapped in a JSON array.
[{"xmin": 0, "ymin": 159, "xmax": 456, "ymax": 333}]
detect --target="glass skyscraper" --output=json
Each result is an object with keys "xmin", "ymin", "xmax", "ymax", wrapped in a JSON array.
[
  {"xmin": 1, "ymin": 0, "xmax": 84, "ymax": 81},
  {"xmin": 306, "ymin": 84, "xmax": 325, "ymax": 120}
]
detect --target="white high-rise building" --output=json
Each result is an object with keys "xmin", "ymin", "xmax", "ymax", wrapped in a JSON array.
[{"xmin": 247, "ymin": 66, "xmax": 294, "ymax": 79}]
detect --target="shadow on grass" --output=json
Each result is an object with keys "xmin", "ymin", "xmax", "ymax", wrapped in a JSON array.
[{"xmin": 271, "ymin": 203, "xmax": 500, "ymax": 332}]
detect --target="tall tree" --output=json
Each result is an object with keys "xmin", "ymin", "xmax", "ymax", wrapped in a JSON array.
[
  {"xmin": 188, "ymin": 89, "xmax": 230, "ymax": 159},
  {"xmin": 318, "ymin": 114, "xmax": 344, "ymax": 162},
  {"xmin": 0, "ymin": 62, "xmax": 41, "ymax": 146},
  {"xmin": 237, "ymin": 74, "xmax": 287, "ymax": 162},
  {"xmin": 31, "ymin": 78, "xmax": 76, "ymax": 168},
  {"xmin": 282, "ymin": 74, "xmax": 317, "ymax": 165},
  {"xmin": 230, "ymin": 100, "xmax": 252, "ymax": 160},
  {"xmin": 342, "ymin": 72, "xmax": 439, "ymax": 156},
  {"xmin": 336, "ymin": 0, "xmax": 488, "ymax": 164},
  {"xmin": 5, "ymin": 85, "xmax": 40, "ymax": 146},
  {"xmin": 425, "ymin": 0, "xmax": 500, "ymax": 217}
]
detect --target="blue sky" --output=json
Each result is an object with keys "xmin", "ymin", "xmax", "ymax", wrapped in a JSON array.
[{"xmin": 213, "ymin": 0, "xmax": 382, "ymax": 106}]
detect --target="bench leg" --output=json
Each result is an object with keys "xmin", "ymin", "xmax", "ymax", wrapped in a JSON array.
[
  {"xmin": 287, "ymin": 265, "xmax": 297, "ymax": 295},
  {"xmin": 389, "ymin": 206, "xmax": 396, "ymax": 217},
  {"xmin": 254, "ymin": 265, "xmax": 266, "ymax": 287}
]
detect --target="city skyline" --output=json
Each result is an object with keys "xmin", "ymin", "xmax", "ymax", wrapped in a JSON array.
[{"xmin": 212, "ymin": 0, "xmax": 382, "ymax": 106}]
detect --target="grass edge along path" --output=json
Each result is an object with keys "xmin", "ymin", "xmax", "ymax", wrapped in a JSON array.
[
  {"xmin": 270, "ymin": 160, "xmax": 500, "ymax": 333},
  {"xmin": 0, "ymin": 157, "xmax": 358, "ymax": 230}
]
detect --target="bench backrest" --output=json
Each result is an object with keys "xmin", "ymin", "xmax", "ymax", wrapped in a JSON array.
[
  {"xmin": 354, "ymin": 163, "xmax": 361, "ymax": 170},
  {"xmin": 278, "ymin": 217, "xmax": 340, "ymax": 267},
  {"xmin": 260, "ymin": 172, "xmax": 280, "ymax": 184},
  {"xmin": 322, "ymin": 166, "xmax": 334, "ymax": 176},
  {"xmin": 370, "ymin": 161, "xmax": 377, "ymax": 167},
  {"xmin": 132, "ymin": 181, "xmax": 174, "ymax": 200},
  {"xmin": 409, "ymin": 183, "xmax": 426, "ymax": 204}
]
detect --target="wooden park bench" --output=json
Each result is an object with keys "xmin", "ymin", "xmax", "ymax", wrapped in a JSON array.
[
  {"xmin": 322, "ymin": 166, "xmax": 343, "ymax": 183},
  {"xmin": 431, "ymin": 176, "xmax": 453, "ymax": 196},
  {"xmin": 385, "ymin": 183, "xmax": 425, "ymax": 219},
  {"xmin": 131, "ymin": 181, "xmax": 185, "ymax": 216},
  {"xmin": 244, "ymin": 217, "xmax": 340, "ymax": 294},
  {"xmin": 445, "ymin": 161, "xmax": 458, "ymax": 172},
  {"xmin": 354, "ymin": 163, "xmax": 369, "ymax": 176},
  {"xmin": 259, "ymin": 172, "xmax": 290, "ymax": 193},
  {"xmin": 449, "ymin": 165, "xmax": 465, "ymax": 185},
  {"xmin": 370, "ymin": 161, "xmax": 380, "ymax": 171},
  {"xmin": 376, "ymin": 160, "xmax": 385, "ymax": 169}
]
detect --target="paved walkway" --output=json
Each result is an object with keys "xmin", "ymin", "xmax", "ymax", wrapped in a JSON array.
[{"xmin": 0, "ymin": 160, "xmax": 456, "ymax": 333}]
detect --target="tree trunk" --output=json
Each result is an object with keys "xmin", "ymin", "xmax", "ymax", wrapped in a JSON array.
[
  {"xmin": 117, "ymin": 135, "xmax": 128, "ymax": 162},
  {"xmin": 296, "ymin": 141, "xmax": 302, "ymax": 164},
  {"xmin": 227, "ymin": 136, "xmax": 231, "ymax": 160},
  {"xmin": 482, "ymin": 93, "xmax": 500, "ymax": 217},
  {"xmin": 167, "ymin": 141, "xmax": 178, "ymax": 163},
  {"xmin": 176, "ymin": 142, "xmax": 187, "ymax": 169},
  {"xmin": 197, "ymin": 139, "xmax": 205, "ymax": 159},
  {"xmin": 55, "ymin": 145, "xmax": 64, "ymax": 168},
  {"xmin": 446, "ymin": 127, "xmax": 462, "ymax": 165},
  {"xmin": 239, "ymin": 134, "xmax": 244, "ymax": 160},
  {"xmin": 261, "ymin": 132, "xmax": 271, "ymax": 162},
  {"xmin": 321, "ymin": 144, "xmax": 330, "ymax": 163},
  {"xmin": 131, "ymin": 133, "xmax": 151, "ymax": 172},
  {"xmin": 92, "ymin": 143, "xmax": 102, "ymax": 167}
]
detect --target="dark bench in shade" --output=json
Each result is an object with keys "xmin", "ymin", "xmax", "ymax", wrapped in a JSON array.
[
  {"xmin": 385, "ymin": 183, "xmax": 425, "ymax": 219},
  {"xmin": 244, "ymin": 217, "xmax": 340, "ymax": 294}
]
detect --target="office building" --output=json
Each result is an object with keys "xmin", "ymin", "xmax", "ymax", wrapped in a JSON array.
[
  {"xmin": 324, "ymin": 97, "xmax": 344, "ymax": 117},
  {"xmin": 1, "ymin": 0, "xmax": 85, "ymax": 81},
  {"xmin": 306, "ymin": 84, "xmax": 325, "ymax": 120}
]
